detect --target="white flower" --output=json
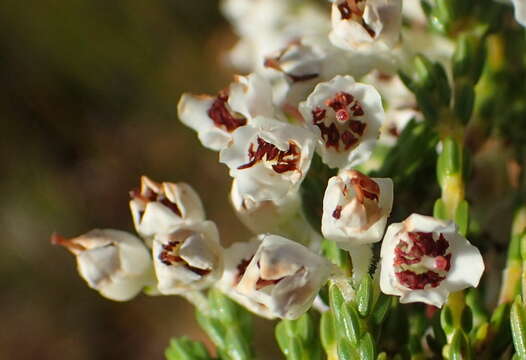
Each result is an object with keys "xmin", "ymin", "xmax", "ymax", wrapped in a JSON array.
[
  {"xmin": 512, "ymin": 0, "xmax": 526, "ymax": 26},
  {"xmin": 51, "ymin": 229, "xmax": 153, "ymax": 301},
  {"xmin": 380, "ymin": 214, "xmax": 485, "ymax": 307},
  {"xmin": 177, "ymin": 73, "xmax": 274, "ymax": 151},
  {"xmin": 129, "ymin": 176, "xmax": 205, "ymax": 244},
  {"xmin": 230, "ymin": 179, "xmax": 319, "ymax": 248},
  {"xmin": 219, "ymin": 235, "xmax": 333, "ymax": 319},
  {"xmin": 216, "ymin": 239, "xmax": 278, "ymax": 319},
  {"xmin": 266, "ymin": 36, "xmax": 377, "ymax": 110},
  {"xmin": 220, "ymin": 117, "xmax": 315, "ymax": 202},
  {"xmin": 329, "ymin": 0, "xmax": 402, "ymax": 52},
  {"xmin": 152, "ymin": 221, "xmax": 223, "ymax": 295},
  {"xmin": 322, "ymin": 170, "xmax": 393, "ymax": 248},
  {"xmin": 299, "ymin": 75, "xmax": 384, "ymax": 169},
  {"xmin": 221, "ymin": 0, "xmax": 330, "ymax": 72}
]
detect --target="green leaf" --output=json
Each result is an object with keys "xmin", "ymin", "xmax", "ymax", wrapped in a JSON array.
[
  {"xmin": 511, "ymin": 297, "xmax": 526, "ymax": 359},
  {"xmin": 329, "ymin": 283, "xmax": 346, "ymax": 322},
  {"xmin": 337, "ymin": 338, "xmax": 360, "ymax": 360},
  {"xmin": 441, "ymin": 305, "xmax": 455, "ymax": 336},
  {"xmin": 356, "ymin": 275, "xmax": 373, "ymax": 318},
  {"xmin": 434, "ymin": 199, "xmax": 448, "ymax": 220},
  {"xmin": 225, "ymin": 328, "xmax": 252, "ymax": 360},
  {"xmin": 359, "ymin": 333, "xmax": 376, "ymax": 360},
  {"xmin": 196, "ymin": 311, "xmax": 226, "ymax": 350},
  {"xmin": 321, "ymin": 310, "xmax": 337, "ymax": 351},
  {"xmin": 371, "ymin": 294, "xmax": 393, "ymax": 328},
  {"xmin": 340, "ymin": 303, "xmax": 361, "ymax": 344},
  {"xmin": 455, "ymin": 200, "xmax": 469, "ymax": 236},
  {"xmin": 448, "ymin": 329, "xmax": 472, "ymax": 360},
  {"xmin": 165, "ymin": 337, "xmax": 211, "ymax": 360}
]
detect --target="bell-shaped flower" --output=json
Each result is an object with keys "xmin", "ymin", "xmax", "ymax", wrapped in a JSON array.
[
  {"xmin": 51, "ymin": 229, "xmax": 153, "ymax": 301},
  {"xmin": 221, "ymin": 0, "xmax": 330, "ymax": 72},
  {"xmin": 230, "ymin": 179, "xmax": 321, "ymax": 248},
  {"xmin": 299, "ymin": 75, "xmax": 384, "ymax": 169},
  {"xmin": 152, "ymin": 221, "xmax": 223, "ymax": 295},
  {"xmin": 177, "ymin": 73, "xmax": 274, "ymax": 151},
  {"xmin": 220, "ymin": 116, "xmax": 315, "ymax": 202},
  {"xmin": 219, "ymin": 235, "xmax": 333, "ymax": 319},
  {"xmin": 380, "ymin": 214, "xmax": 484, "ymax": 307},
  {"xmin": 129, "ymin": 176, "xmax": 205, "ymax": 244},
  {"xmin": 236, "ymin": 234, "xmax": 333, "ymax": 319},
  {"xmin": 329, "ymin": 0, "xmax": 402, "ymax": 52},
  {"xmin": 216, "ymin": 239, "xmax": 278, "ymax": 319},
  {"xmin": 322, "ymin": 170, "xmax": 393, "ymax": 249},
  {"xmin": 266, "ymin": 36, "xmax": 377, "ymax": 111}
]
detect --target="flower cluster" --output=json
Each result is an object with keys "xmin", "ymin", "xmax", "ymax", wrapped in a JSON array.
[{"xmin": 56, "ymin": 0, "xmax": 525, "ymax": 330}]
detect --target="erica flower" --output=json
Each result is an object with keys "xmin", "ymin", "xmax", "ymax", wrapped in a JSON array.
[
  {"xmin": 329, "ymin": 0, "xmax": 402, "ymax": 52},
  {"xmin": 230, "ymin": 179, "xmax": 318, "ymax": 247},
  {"xmin": 380, "ymin": 214, "xmax": 484, "ymax": 307},
  {"xmin": 299, "ymin": 75, "xmax": 384, "ymax": 169},
  {"xmin": 51, "ymin": 229, "xmax": 153, "ymax": 301},
  {"xmin": 219, "ymin": 235, "xmax": 333, "ymax": 319},
  {"xmin": 322, "ymin": 170, "xmax": 393, "ymax": 249},
  {"xmin": 266, "ymin": 37, "xmax": 375, "ymax": 110},
  {"xmin": 129, "ymin": 176, "xmax": 205, "ymax": 244},
  {"xmin": 220, "ymin": 117, "xmax": 315, "ymax": 202},
  {"xmin": 217, "ymin": 239, "xmax": 278, "ymax": 319},
  {"xmin": 177, "ymin": 73, "xmax": 274, "ymax": 151},
  {"xmin": 221, "ymin": 0, "xmax": 330, "ymax": 72},
  {"xmin": 152, "ymin": 221, "xmax": 223, "ymax": 295}
]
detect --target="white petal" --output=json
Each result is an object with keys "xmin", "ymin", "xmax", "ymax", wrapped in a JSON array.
[
  {"xmin": 177, "ymin": 94, "xmax": 232, "ymax": 151},
  {"xmin": 299, "ymin": 75, "xmax": 384, "ymax": 169},
  {"xmin": 220, "ymin": 117, "xmax": 315, "ymax": 202}
]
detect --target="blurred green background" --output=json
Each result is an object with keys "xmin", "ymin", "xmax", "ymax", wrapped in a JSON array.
[{"xmin": 0, "ymin": 1, "xmax": 279, "ymax": 358}]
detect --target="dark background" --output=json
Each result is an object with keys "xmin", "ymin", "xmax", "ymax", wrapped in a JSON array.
[{"xmin": 0, "ymin": 1, "xmax": 280, "ymax": 358}]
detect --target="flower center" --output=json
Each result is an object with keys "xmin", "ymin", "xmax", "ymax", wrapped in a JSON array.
[
  {"xmin": 207, "ymin": 90, "xmax": 247, "ymax": 133},
  {"xmin": 237, "ymin": 137, "xmax": 301, "ymax": 174},
  {"xmin": 332, "ymin": 171, "xmax": 382, "ymax": 230},
  {"xmin": 337, "ymin": 0, "xmax": 376, "ymax": 37},
  {"xmin": 311, "ymin": 92, "xmax": 366, "ymax": 151},
  {"xmin": 159, "ymin": 237, "xmax": 211, "ymax": 277},
  {"xmin": 394, "ymin": 231, "xmax": 451, "ymax": 290},
  {"xmin": 130, "ymin": 183, "xmax": 182, "ymax": 219}
]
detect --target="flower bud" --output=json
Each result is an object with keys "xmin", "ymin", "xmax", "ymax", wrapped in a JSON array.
[
  {"xmin": 329, "ymin": 0, "xmax": 402, "ymax": 52},
  {"xmin": 177, "ymin": 73, "xmax": 274, "ymax": 151},
  {"xmin": 322, "ymin": 170, "xmax": 393, "ymax": 249},
  {"xmin": 299, "ymin": 75, "xmax": 384, "ymax": 169},
  {"xmin": 380, "ymin": 214, "xmax": 484, "ymax": 307},
  {"xmin": 220, "ymin": 117, "xmax": 315, "ymax": 202},
  {"xmin": 222, "ymin": 234, "xmax": 333, "ymax": 319},
  {"xmin": 51, "ymin": 229, "xmax": 153, "ymax": 301},
  {"xmin": 153, "ymin": 221, "xmax": 223, "ymax": 295},
  {"xmin": 129, "ymin": 176, "xmax": 205, "ymax": 244}
]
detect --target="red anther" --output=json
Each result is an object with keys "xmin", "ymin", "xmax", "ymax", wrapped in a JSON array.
[
  {"xmin": 208, "ymin": 93, "xmax": 247, "ymax": 133},
  {"xmin": 238, "ymin": 138, "xmax": 300, "ymax": 174},
  {"xmin": 332, "ymin": 205, "xmax": 343, "ymax": 219}
]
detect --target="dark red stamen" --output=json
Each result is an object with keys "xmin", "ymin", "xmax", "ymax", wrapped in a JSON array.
[
  {"xmin": 237, "ymin": 138, "xmax": 300, "ymax": 174},
  {"xmin": 333, "ymin": 205, "xmax": 343, "ymax": 219},
  {"xmin": 207, "ymin": 92, "xmax": 247, "ymax": 133}
]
